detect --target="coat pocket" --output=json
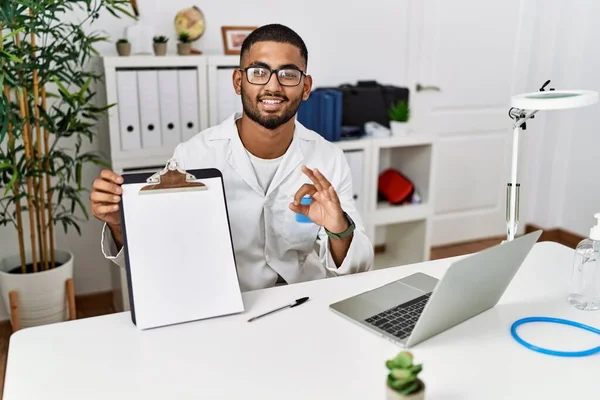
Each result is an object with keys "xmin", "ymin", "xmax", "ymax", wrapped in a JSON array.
[{"xmin": 277, "ymin": 202, "xmax": 321, "ymax": 248}]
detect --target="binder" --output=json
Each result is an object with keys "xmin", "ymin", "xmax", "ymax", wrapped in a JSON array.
[
  {"xmin": 158, "ymin": 70, "xmax": 183, "ymax": 148},
  {"xmin": 297, "ymin": 89, "xmax": 342, "ymax": 142},
  {"xmin": 178, "ymin": 69, "xmax": 200, "ymax": 141},
  {"xmin": 119, "ymin": 159, "xmax": 244, "ymax": 330},
  {"xmin": 116, "ymin": 70, "xmax": 141, "ymax": 150},
  {"xmin": 136, "ymin": 70, "xmax": 162, "ymax": 149},
  {"xmin": 216, "ymin": 67, "xmax": 242, "ymax": 123}
]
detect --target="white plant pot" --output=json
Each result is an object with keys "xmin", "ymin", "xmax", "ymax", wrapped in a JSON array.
[
  {"xmin": 390, "ymin": 121, "xmax": 409, "ymax": 136},
  {"xmin": 0, "ymin": 249, "xmax": 74, "ymax": 329},
  {"xmin": 386, "ymin": 380, "xmax": 425, "ymax": 400}
]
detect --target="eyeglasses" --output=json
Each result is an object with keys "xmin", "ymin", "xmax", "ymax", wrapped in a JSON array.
[{"xmin": 239, "ymin": 66, "xmax": 306, "ymax": 87}]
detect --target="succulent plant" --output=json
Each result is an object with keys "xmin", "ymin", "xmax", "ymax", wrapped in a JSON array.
[
  {"xmin": 386, "ymin": 351, "xmax": 423, "ymax": 396},
  {"xmin": 389, "ymin": 100, "xmax": 410, "ymax": 122},
  {"xmin": 178, "ymin": 32, "xmax": 191, "ymax": 43},
  {"xmin": 153, "ymin": 35, "xmax": 169, "ymax": 43}
]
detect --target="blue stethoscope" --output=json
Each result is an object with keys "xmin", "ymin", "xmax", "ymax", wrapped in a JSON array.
[{"xmin": 511, "ymin": 317, "xmax": 600, "ymax": 357}]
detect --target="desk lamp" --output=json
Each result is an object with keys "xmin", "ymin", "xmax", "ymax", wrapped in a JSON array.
[{"xmin": 506, "ymin": 80, "xmax": 599, "ymax": 241}]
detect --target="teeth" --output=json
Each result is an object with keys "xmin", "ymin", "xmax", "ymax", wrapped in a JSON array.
[{"xmin": 262, "ymin": 99, "xmax": 282, "ymax": 104}]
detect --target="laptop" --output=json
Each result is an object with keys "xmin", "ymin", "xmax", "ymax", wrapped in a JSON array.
[{"xmin": 329, "ymin": 230, "xmax": 542, "ymax": 347}]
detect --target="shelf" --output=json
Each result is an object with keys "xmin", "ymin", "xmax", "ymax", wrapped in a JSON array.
[
  {"xmin": 373, "ymin": 134, "xmax": 435, "ymax": 149},
  {"xmin": 335, "ymin": 138, "xmax": 370, "ymax": 151},
  {"xmin": 372, "ymin": 202, "xmax": 431, "ymax": 225},
  {"xmin": 102, "ymin": 55, "xmax": 206, "ymax": 68},
  {"xmin": 207, "ymin": 55, "xmax": 239, "ymax": 66}
]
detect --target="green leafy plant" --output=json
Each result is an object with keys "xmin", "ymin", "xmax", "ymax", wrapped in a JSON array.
[
  {"xmin": 153, "ymin": 35, "xmax": 168, "ymax": 43},
  {"xmin": 178, "ymin": 32, "xmax": 191, "ymax": 43},
  {"xmin": 389, "ymin": 100, "xmax": 410, "ymax": 122},
  {"xmin": 386, "ymin": 351, "xmax": 423, "ymax": 396},
  {"xmin": 0, "ymin": 1, "xmax": 133, "ymax": 273},
  {"xmin": 117, "ymin": 37, "xmax": 129, "ymax": 43}
]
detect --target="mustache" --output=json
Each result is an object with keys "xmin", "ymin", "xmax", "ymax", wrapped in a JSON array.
[{"xmin": 258, "ymin": 92, "xmax": 288, "ymax": 101}]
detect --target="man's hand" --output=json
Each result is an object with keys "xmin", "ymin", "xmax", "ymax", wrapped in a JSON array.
[
  {"xmin": 289, "ymin": 165, "xmax": 349, "ymax": 234},
  {"xmin": 91, "ymin": 169, "xmax": 124, "ymax": 249},
  {"xmin": 289, "ymin": 165, "xmax": 352, "ymax": 267}
]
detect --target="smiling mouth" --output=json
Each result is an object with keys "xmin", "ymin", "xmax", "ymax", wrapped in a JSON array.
[{"xmin": 260, "ymin": 98, "xmax": 286, "ymax": 104}]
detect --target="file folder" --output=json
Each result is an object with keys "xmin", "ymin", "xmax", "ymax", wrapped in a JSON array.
[
  {"xmin": 216, "ymin": 67, "xmax": 243, "ymax": 123},
  {"xmin": 116, "ymin": 70, "xmax": 141, "ymax": 150},
  {"xmin": 136, "ymin": 70, "xmax": 162, "ymax": 149},
  {"xmin": 178, "ymin": 69, "xmax": 200, "ymax": 141},
  {"xmin": 158, "ymin": 70, "xmax": 183, "ymax": 148},
  {"xmin": 119, "ymin": 159, "xmax": 244, "ymax": 330}
]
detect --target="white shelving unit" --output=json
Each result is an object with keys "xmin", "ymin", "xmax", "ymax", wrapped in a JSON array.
[
  {"xmin": 330, "ymin": 134, "xmax": 436, "ymax": 270},
  {"xmin": 99, "ymin": 54, "xmax": 436, "ymax": 311},
  {"xmin": 368, "ymin": 135, "xmax": 436, "ymax": 269}
]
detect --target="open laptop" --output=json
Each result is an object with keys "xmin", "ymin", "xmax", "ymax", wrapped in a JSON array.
[{"xmin": 329, "ymin": 230, "xmax": 542, "ymax": 347}]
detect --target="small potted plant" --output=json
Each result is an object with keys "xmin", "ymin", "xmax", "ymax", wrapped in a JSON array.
[
  {"xmin": 385, "ymin": 351, "xmax": 425, "ymax": 400},
  {"xmin": 389, "ymin": 100, "xmax": 410, "ymax": 135},
  {"xmin": 177, "ymin": 32, "xmax": 192, "ymax": 55},
  {"xmin": 116, "ymin": 38, "xmax": 131, "ymax": 56},
  {"xmin": 153, "ymin": 35, "xmax": 169, "ymax": 56}
]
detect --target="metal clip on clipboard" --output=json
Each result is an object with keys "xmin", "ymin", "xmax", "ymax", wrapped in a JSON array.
[{"xmin": 139, "ymin": 158, "xmax": 207, "ymax": 195}]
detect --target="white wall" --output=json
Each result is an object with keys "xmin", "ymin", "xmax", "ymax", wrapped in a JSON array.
[
  {"xmin": 94, "ymin": 0, "xmax": 412, "ymax": 87},
  {"xmin": 524, "ymin": 0, "xmax": 600, "ymax": 238}
]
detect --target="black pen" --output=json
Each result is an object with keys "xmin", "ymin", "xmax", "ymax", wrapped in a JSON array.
[{"xmin": 247, "ymin": 297, "xmax": 310, "ymax": 322}]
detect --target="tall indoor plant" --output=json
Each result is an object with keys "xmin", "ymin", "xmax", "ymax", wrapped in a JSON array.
[{"xmin": 0, "ymin": 0, "xmax": 133, "ymax": 330}]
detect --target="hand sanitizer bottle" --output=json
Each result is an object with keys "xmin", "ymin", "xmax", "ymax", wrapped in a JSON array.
[{"xmin": 568, "ymin": 213, "xmax": 600, "ymax": 311}]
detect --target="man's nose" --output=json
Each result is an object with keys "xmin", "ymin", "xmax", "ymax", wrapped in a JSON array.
[{"xmin": 264, "ymin": 72, "xmax": 283, "ymax": 92}]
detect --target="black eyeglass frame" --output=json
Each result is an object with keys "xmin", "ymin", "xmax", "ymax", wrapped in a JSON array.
[{"xmin": 238, "ymin": 66, "xmax": 307, "ymax": 87}]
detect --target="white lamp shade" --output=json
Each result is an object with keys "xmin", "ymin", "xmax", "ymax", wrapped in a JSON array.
[{"xmin": 510, "ymin": 89, "xmax": 599, "ymax": 110}]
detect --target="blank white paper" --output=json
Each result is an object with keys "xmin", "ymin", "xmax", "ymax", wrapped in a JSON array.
[{"xmin": 121, "ymin": 176, "xmax": 244, "ymax": 329}]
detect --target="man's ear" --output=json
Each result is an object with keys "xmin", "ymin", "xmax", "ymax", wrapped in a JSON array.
[
  {"xmin": 302, "ymin": 74, "xmax": 313, "ymax": 101},
  {"xmin": 233, "ymin": 69, "xmax": 242, "ymax": 95}
]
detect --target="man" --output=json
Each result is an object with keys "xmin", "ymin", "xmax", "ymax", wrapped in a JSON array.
[{"xmin": 91, "ymin": 23, "xmax": 374, "ymax": 291}]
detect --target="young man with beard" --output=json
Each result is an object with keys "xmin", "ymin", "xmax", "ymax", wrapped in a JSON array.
[{"xmin": 91, "ymin": 24, "xmax": 374, "ymax": 291}]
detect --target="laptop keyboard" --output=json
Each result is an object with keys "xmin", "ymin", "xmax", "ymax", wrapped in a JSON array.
[{"xmin": 364, "ymin": 293, "xmax": 432, "ymax": 340}]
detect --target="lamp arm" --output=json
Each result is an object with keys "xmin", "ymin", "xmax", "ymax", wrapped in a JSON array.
[
  {"xmin": 510, "ymin": 109, "xmax": 538, "ymax": 129},
  {"xmin": 506, "ymin": 109, "xmax": 537, "ymax": 241}
]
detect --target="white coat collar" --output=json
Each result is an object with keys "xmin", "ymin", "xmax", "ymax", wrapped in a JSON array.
[{"xmin": 210, "ymin": 112, "xmax": 315, "ymax": 197}]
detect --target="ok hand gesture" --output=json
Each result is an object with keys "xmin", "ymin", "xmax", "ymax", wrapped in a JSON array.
[{"xmin": 289, "ymin": 165, "xmax": 349, "ymax": 234}]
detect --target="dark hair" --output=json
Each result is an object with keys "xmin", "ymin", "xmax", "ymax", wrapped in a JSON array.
[{"xmin": 240, "ymin": 24, "xmax": 308, "ymax": 68}]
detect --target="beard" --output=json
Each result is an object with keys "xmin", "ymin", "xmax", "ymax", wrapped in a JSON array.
[{"xmin": 241, "ymin": 87, "xmax": 302, "ymax": 130}]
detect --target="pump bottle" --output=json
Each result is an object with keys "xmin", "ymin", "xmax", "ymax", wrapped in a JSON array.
[{"xmin": 568, "ymin": 213, "xmax": 600, "ymax": 311}]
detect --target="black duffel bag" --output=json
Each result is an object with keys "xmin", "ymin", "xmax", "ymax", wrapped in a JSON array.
[{"xmin": 323, "ymin": 80, "xmax": 409, "ymax": 128}]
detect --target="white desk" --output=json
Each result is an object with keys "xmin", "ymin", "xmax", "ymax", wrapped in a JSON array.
[{"xmin": 4, "ymin": 242, "xmax": 600, "ymax": 399}]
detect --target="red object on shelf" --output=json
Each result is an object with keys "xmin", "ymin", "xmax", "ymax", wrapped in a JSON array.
[{"xmin": 378, "ymin": 168, "xmax": 414, "ymax": 205}]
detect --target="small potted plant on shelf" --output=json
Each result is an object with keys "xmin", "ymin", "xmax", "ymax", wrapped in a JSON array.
[
  {"xmin": 385, "ymin": 351, "xmax": 425, "ymax": 400},
  {"xmin": 177, "ymin": 32, "xmax": 191, "ymax": 55},
  {"xmin": 116, "ymin": 38, "xmax": 131, "ymax": 56},
  {"xmin": 389, "ymin": 100, "xmax": 410, "ymax": 135},
  {"xmin": 153, "ymin": 35, "xmax": 168, "ymax": 56}
]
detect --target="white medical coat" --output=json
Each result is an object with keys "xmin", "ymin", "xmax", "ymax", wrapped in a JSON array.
[{"xmin": 102, "ymin": 112, "xmax": 374, "ymax": 291}]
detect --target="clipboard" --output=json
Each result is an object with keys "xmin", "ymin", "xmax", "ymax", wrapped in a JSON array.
[{"xmin": 119, "ymin": 159, "xmax": 244, "ymax": 330}]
